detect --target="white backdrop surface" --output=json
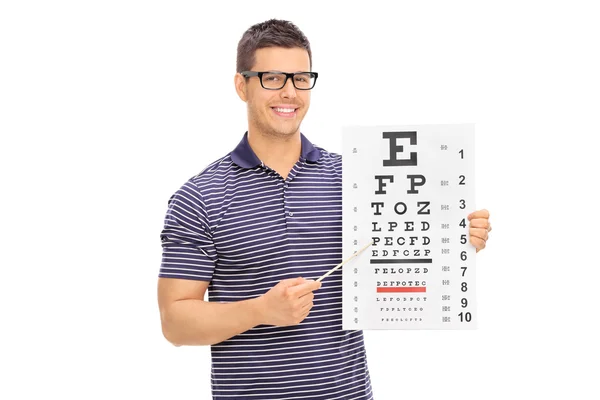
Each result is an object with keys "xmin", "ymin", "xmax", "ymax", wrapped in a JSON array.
[{"xmin": 1, "ymin": 1, "xmax": 598, "ymax": 399}]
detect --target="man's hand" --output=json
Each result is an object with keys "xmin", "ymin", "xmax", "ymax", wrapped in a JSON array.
[
  {"xmin": 468, "ymin": 209, "xmax": 492, "ymax": 253},
  {"xmin": 257, "ymin": 277, "xmax": 322, "ymax": 327}
]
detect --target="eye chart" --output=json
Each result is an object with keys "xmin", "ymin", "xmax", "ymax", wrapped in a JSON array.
[{"xmin": 342, "ymin": 124, "xmax": 476, "ymax": 330}]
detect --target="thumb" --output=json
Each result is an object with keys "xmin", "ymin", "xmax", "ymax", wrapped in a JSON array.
[{"xmin": 280, "ymin": 276, "xmax": 306, "ymax": 288}]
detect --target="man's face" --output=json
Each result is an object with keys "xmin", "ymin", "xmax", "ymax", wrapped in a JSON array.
[{"xmin": 236, "ymin": 47, "xmax": 312, "ymax": 138}]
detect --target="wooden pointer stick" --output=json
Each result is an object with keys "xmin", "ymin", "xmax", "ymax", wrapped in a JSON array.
[{"xmin": 316, "ymin": 241, "xmax": 373, "ymax": 283}]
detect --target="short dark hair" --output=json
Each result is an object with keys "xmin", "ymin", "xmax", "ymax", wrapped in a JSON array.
[{"xmin": 236, "ymin": 19, "xmax": 312, "ymax": 73}]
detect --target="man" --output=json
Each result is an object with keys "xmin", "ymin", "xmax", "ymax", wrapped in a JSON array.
[{"xmin": 157, "ymin": 19, "xmax": 492, "ymax": 400}]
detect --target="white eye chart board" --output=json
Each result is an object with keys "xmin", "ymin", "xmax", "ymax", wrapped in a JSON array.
[{"xmin": 342, "ymin": 124, "xmax": 477, "ymax": 330}]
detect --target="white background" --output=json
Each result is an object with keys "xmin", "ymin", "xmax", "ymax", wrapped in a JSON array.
[{"xmin": 1, "ymin": 1, "xmax": 598, "ymax": 399}]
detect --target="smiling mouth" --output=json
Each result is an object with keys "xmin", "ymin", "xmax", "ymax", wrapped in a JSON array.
[{"xmin": 271, "ymin": 107, "xmax": 298, "ymax": 117}]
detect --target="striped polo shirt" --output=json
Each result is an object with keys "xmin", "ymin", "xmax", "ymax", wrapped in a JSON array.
[{"xmin": 159, "ymin": 131, "xmax": 374, "ymax": 400}]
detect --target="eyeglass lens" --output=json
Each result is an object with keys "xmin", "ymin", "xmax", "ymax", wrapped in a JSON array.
[{"xmin": 262, "ymin": 73, "xmax": 315, "ymax": 89}]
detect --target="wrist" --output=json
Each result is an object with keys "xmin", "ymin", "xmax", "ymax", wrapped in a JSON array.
[{"xmin": 248, "ymin": 295, "xmax": 266, "ymax": 326}]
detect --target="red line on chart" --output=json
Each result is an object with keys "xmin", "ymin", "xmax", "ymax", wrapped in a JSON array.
[
  {"xmin": 371, "ymin": 259, "xmax": 432, "ymax": 264},
  {"xmin": 377, "ymin": 287, "xmax": 426, "ymax": 293}
]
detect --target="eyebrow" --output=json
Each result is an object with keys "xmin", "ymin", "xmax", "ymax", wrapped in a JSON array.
[{"xmin": 265, "ymin": 70, "xmax": 309, "ymax": 73}]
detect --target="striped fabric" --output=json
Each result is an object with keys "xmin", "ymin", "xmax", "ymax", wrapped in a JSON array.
[{"xmin": 159, "ymin": 132, "xmax": 373, "ymax": 399}]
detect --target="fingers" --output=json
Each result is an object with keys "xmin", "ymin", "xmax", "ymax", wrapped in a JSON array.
[
  {"xmin": 299, "ymin": 289, "xmax": 315, "ymax": 300},
  {"xmin": 280, "ymin": 276, "xmax": 306, "ymax": 288},
  {"xmin": 468, "ymin": 209, "xmax": 491, "ymax": 254},
  {"xmin": 468, "ymin": 209, "xmax": 491, "ymax": 231},
  {"xmin": 287, "ymin": 279, "xmax": 321, "ymax": 298},
  {"xmin": 470, "ymin": 218, "xmax": 491, "ymax": 242},
  {"xmin": 300, "ymin": 298, "xmax": 314, "ymax": 312},
  {"xmin": 295, "ymin": 306, "xmax": 312, "ymax": 325},
  {"xmin": 469, "ymin": 217, "xmax": 490, "ymax": 229},
  {"xmin": 470, "ymin": 225, "xmax": 488, "ymax": 253},
  {"xmin": 470, "ymin": 233, "xmax": 487, "ymax": 250},
  {"xmin": 469, "ymin": 227, "xmax": 488, "ymax": 242},
  {"xmin": 298, "ymin": 291, "xmax": 315, "ymax": 307},
  {"xmin": 289, "ymin": 295, "xmax": 314, "ymax": 326},
  {"xmin": 468, "ymin": 209, "xmax": 489, "ymax": 220}
]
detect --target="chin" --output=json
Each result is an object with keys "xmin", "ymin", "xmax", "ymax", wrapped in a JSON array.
[
  {"xmin": 274, "ymin": 125, "xmax": 301, "ymax": 137},
  {"xmin": 264, "ymin": 119, "xmax": 299, "ymax": 136}
]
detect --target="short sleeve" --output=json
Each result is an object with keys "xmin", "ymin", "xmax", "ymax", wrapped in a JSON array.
[{"xmin": 158, "ymin": 180, "xmax": 217, "ymax": 282}]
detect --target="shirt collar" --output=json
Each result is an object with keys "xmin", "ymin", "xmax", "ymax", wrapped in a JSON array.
[{"xmin": 231, "ymin": 131, "xmax": 321, "ymax": 169}]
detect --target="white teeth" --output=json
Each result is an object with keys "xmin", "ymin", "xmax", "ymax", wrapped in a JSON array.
[{"xmin": 274, "ymin": 107, "xmax": 295, "ymax": 113}]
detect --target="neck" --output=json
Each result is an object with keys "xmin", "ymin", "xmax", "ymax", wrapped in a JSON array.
[{"xmin": 247, "ymin": 129, "xmax": 301, "ymax": 179}]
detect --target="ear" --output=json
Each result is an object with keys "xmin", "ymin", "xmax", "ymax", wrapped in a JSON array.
[{"xmin": 234, "ymin": 73, "xmax": 247, "ymax": 102}]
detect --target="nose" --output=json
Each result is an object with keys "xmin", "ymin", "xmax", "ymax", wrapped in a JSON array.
[{"xmin": 279, "ymin": 76, "xmax": 297, "ymax": 99}]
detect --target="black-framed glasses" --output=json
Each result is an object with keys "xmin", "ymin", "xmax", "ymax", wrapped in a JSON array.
[{"xmin": 241, "ymin": 71, "xmax": 318, "ymax": 90}]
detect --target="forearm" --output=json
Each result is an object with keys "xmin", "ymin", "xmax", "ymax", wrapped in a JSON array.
[{"xmin": 161, "ymin": 296, "xmax": 264, "ymax": 346}]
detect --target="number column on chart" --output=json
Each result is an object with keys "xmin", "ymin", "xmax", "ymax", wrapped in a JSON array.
[{"xmin": 455, "ymin": 147, "xmax": 475, "ymax": 326}]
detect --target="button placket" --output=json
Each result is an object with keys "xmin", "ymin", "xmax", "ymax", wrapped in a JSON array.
[{"xmin": 284, "ymin": 180, "xmax": 292, "ymax": 218}]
